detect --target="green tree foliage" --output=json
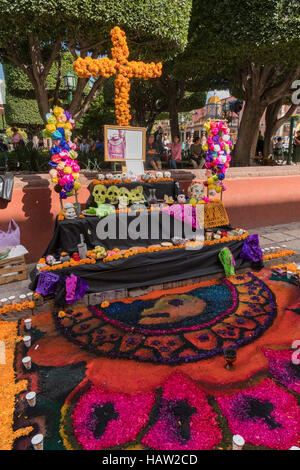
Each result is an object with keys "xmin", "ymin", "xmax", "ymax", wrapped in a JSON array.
[
  {"xmin": 190, "ymin": 0, "xmax": 300, "ymax": 165},
  {"xmin": 0, "ymin": 0, "xmax": 192, "ymax": 124}
]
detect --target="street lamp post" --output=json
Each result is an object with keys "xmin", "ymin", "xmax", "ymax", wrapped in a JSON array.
[
  {"xmin": 63, "ymin": 70, "xmax": 76, "ymax": 105},
  {"xmin": 287, "ymin": 115, "xmax": 300, "ymax": 165}
]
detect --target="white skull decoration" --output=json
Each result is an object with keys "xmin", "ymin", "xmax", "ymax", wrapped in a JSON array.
[
  {"xmin": 189, "ymin": 183, "xmax": 205, "ymax": 201},
  {"xmin": 64, "ymin": 202, "xmax": 77, "ymax": 219},
  {"xmin": 93, "ymin": 184, "xmax": 107, "ymax": 204},
  {"xmin": 98, "ymin": 173, "xmax": 105, "ymax": 181},
  {"xmin": 156, "ymin": 171, "xmax": 163, "ymax": 179},
  {"xmin": 106, "ymin": 173, "xmax": 114, "ymax": 180},
  {"xmin": 164, "ymin": 171, "xmax": 171, "ymax": 179},
  {"xmin": 177, "ymin": 194, "xmax": 186, "ymax": 204}
]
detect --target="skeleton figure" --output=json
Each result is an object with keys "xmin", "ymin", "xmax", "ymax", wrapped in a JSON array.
[
  {"xmin": 106, "ymin": 185, "xmax": 120, "ymax": 204},
  {"xmin": 93, "ymin": 184, "xmax": 107, "ymax": 205},
  {"xmin": 64, "ymin": 202, "xmax": 77, "ymax": 219},
  {"xmin": 188, "ymin": 183, "xmax": 205, "ymax": 201}
]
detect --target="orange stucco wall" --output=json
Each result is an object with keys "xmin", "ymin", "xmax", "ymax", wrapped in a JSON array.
[{"xmin": 0, "ymin": 169, "xmax": 300, "ymax": 263}]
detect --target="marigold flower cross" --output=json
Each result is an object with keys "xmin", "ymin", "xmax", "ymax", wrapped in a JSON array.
[{"xmin": 74, "ymin": 27, "xmax": 163, "ymax": 126}]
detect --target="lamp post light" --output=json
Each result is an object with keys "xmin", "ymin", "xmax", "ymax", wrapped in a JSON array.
[{"xmin": 63, "ymin": 70, "xmax": 76, "ymax": 105}]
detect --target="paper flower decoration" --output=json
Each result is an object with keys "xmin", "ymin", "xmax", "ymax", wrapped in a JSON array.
[
  {"xmin": 202, "ymin": 120, "xmax": 232, "ymax": 196},
  {"xmin": 43, "ymin": 107, "xmax": 80, "ymax": 202}
]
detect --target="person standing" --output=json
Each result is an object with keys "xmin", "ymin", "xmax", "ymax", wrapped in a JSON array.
[
  {"xmin": 11, "ymin": 127, "xmax": 23, "ymax": 148},
  {"xmin": 189, "ymin": 137, "xmax": 205, "ymax": 169},
  {"xmin": 167, "ymin": 136, "xmax": 182, "ymax": 169},
  {"xmin": 80, "ymin": 138, "xmax": 90, "ymax": 154},
  {"xmin": 146, "ymin": 134, "xmax": 162, "ymax": 170}
]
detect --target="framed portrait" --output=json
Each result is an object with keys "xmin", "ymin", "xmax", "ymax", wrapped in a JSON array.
[{"xmin": 104, "ymin": 125, "xmax": 146, "ymax": 162}]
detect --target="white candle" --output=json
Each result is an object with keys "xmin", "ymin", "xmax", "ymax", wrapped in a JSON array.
[
  {"xmin": 31, "ymin": 434, "xmax": 43, "ymax": 450},
  {"xmin": 23, "ymin": 336, "xmax": 31, "ymax": 348},
  {"xmin": 22, "ymin": 356, "xmax": 31, "ymax": 370},
  {"xmin": 24, "ymin": 318, "xmax": 32, "ymax": 330},
  {"xmin": 232, "ymin": 435, "xmax": 245, "ymax": 450},
  {"xmin": 26, "ymin": 391, "xmax": 36, "ymax": 407}
]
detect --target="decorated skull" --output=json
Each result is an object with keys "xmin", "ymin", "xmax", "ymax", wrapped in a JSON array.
[
  {"xmin": 142, "ymin": 173, "xmax": 151, "ymax": 182},
  {"xmin": 156, "ymin": 171, "xmax": 163, "ymax": 179},
  {"xmin": 106, "ymin": 173, "xmax": 114, "ymax": 180},
  {"xmin": 164, "ymin": 171, "xmax": 171, "ymax": 179},
  {"xmin": 106, "ymin": 185, "xmax": 120, "ymax": 204},
  {"xmin": 119, "ymin": 187, "xmax": 130, "ymax": 204},
  {"xmin": 93, "ymin": 184, "xmax": 107, "ymax": 205},
  {"xmin": 64, "ymin": 202, "xmax": 77, "ymax": 219},
  {"xmin": 189, "ymin": 183, "xmax": 205, "ymax": 201},
  {"xmin": 128, "ymin": 186, "xmax": 145, "ymax": 203},
  {"xmin": 177, "ymin": 194, "xmax": 186, "ymax": 204},
  {"xmin": 97, "ymin": 173, "xmax": 105, "ymax": 181}
]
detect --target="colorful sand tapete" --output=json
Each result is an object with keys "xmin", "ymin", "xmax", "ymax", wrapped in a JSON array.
[{"xmin": 3, "ymin": 269, "xmax": 300, "ymax": 450}]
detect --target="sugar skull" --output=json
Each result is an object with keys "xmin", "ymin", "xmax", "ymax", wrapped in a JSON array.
[
  {"xmin": 119, "ymin": 187, "xmax": 130, "ymax": 204},
  {"xmin": 188, "ymin": 183, "xmax": 205, "ymax": 201},
  {"xmin": 93, "ymin": 184, "xmax": 107, "ymax": 205},
  {"xmin": 164, "ymin": 171, "xmax": 171, "ymax": 179},
  {"xmin": 97, "ymin": 173, "xmax": 105, "ymax": 181},
  {"xmin": 177, "ymin": 194, "xmax": 186, "ymax": 204},
  {"xmin": 106, "ymin": 185, "xmax": 120, "ymax": 204},
  {"xmin": 63, "ymin": 202, "xmax": 77, "ymax": 219}
]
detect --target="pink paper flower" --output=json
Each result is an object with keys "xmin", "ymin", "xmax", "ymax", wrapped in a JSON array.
[
  {"xmin": 216, "ymin": 378, "xmax": 300, "ymax": 449},
  {"xmin": 72, "ymin": 386, "xmax": 155, "ymax": 450},
  {"xmin": 142, "ymin": 372, "xmax": 222, "ymax": 450}
]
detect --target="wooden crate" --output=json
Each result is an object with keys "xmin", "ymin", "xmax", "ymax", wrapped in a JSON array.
[{"xmin": 0, "ymin": 255, "xmax": 28, "ymax": 285}]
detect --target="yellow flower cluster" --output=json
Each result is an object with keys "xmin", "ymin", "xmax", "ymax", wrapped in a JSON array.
[
  {"xmin": 0, "ymin": 322, "xmax": 33, "ymax": 449},
  {"xmin": 0, "ymin": 301, "xmax": 35, "ymax": 316},
  {"xmin": 73, "ymin": 26, "xmax": 162, "ymax": 126}
]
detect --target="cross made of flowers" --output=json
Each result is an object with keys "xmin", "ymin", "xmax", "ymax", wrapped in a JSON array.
[{"xmin": 74, "ymin": 26, "xmax": 162, "ymax": 126}]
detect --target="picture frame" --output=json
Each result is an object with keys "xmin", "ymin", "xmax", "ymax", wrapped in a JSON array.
[{"xmin": 104, "ymin": 125, "xmax": 146, "ymax": 162}]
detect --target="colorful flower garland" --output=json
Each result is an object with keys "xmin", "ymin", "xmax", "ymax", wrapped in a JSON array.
[
  {"xmin": 42, "ymin": 106, "xmax": 81, "ymax": 202},
  {"xmin": 74, "ymin": 26, "xmax": 162, "ymax": 126},
  {"xmin": 202, "ymin": 120, "xmax": 232, "ymax": 196},
  {"xmin": 92, "ymin": 178, "xmax": 173, "ymax": 186},
  {"xmin": 263, "ymin": 250, "xmax": 296, "ymax": 261},
  {"xmin": 37, "ymin": 232, "xmax": 250, "ymax": 271}
]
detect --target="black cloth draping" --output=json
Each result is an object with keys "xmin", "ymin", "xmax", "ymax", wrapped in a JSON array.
[
  {"xmin": 86, "ymin": 180, "xmax": 181, "ymax": 208},
  {"xmin": 31, "ymin": 239, "xmax": 253, "ymax": 298},
  {"xmin": 43, "ymin": 211, "xmax": 213, "ymax": 256}
]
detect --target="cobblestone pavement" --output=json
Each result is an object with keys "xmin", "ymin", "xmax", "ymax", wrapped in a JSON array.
[{"xmin": 0, "ymin": 221, "xmax": 300, "ymax": 305}]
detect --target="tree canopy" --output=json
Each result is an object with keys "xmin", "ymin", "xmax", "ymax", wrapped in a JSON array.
[{"xmin": 0, "ymin": 0, "xmax": 192, "ymax": 124}]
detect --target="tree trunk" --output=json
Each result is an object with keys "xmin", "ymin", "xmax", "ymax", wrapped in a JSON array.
[
  {"xmin": 263, "ymin": 100, "xmax": 297, "ymax": 157},
  {"xmin": 234, "ymin": 100, "xmax": 265, "ymax": 166},
  {"xmin": 169, "ymin": 97, "xmax": 180, "ymax": 140}
]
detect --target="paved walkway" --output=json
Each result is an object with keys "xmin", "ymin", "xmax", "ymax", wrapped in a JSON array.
[{"xmin": 0, "ymin": 221, "xmax": 299, "ymax": 304}]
